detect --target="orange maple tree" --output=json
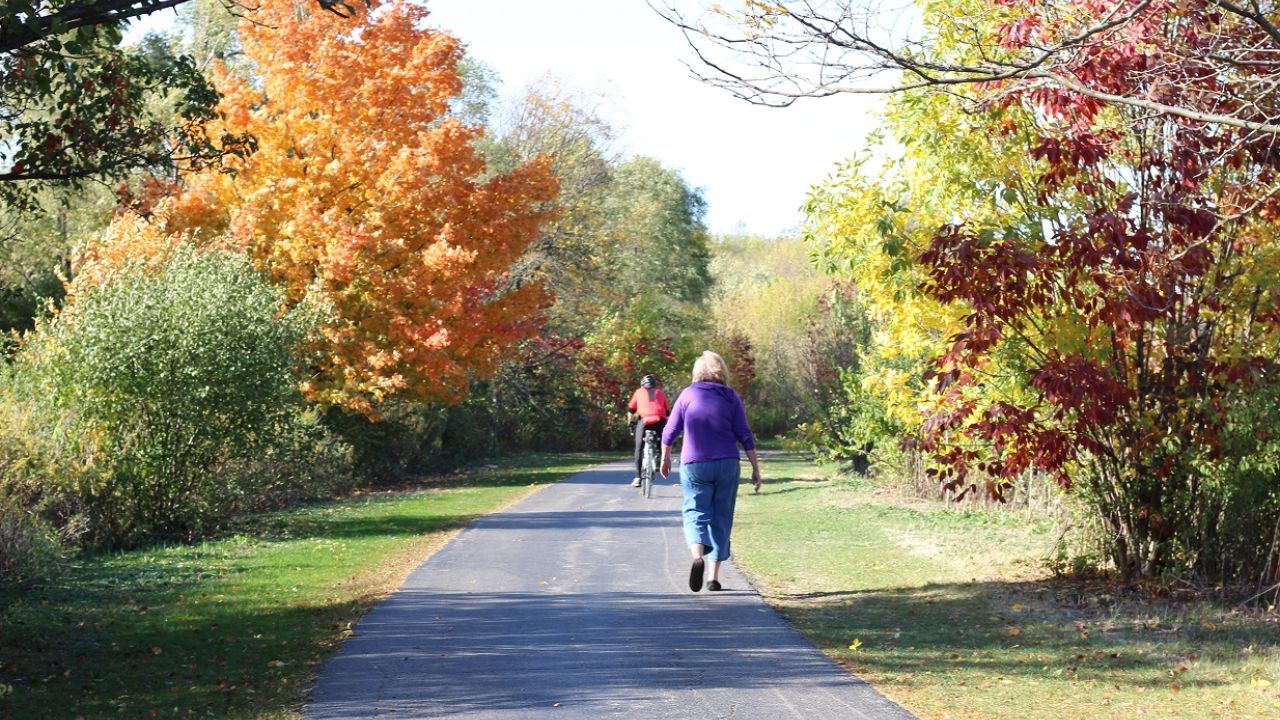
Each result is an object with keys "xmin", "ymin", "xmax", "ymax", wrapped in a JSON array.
[{"xmin": 162, "ymin": 0, "xmax": 558, "ymax": 413}]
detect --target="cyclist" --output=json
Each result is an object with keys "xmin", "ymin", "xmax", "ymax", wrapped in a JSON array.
[{"xmin": 628, "ymin": 374, "xmax": 670, "ymax": 487}]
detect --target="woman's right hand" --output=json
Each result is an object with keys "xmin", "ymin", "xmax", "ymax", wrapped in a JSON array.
[{"xmin": 745, "ymin": 448, "xmax": 763, "ymax": 493}]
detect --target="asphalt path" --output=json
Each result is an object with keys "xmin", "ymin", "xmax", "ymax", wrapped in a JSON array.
[{"xmin": 304, "ymin": 460, "xmax": 917, "ymax": 719}]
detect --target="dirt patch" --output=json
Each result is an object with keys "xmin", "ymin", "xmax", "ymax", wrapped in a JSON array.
[{"xmin": 885, "ymin": 527, "xmax": 944, "ymax": 559}]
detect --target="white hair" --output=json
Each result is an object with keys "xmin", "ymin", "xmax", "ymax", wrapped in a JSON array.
[{"xmin": 692, "ymin": 350, "xmax": 730, "ymax": 385}]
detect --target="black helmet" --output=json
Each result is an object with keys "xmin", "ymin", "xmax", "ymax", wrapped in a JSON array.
[{"xmin": 641, "ymin": 374, "xmax": 658, "ymax": 388}]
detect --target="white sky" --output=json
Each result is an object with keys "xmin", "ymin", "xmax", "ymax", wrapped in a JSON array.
[{"xmin": 128, "ymin": 0, "xmax": 884, "ymax": 236}]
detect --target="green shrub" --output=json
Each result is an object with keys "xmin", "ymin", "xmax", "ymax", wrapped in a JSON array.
[
  {"xmin": 6, "ymin": 244, "xmax": 336, "ymax": 546},
  {"xmin": 217, "ymin": 406, "xmax": 356, "ymax": 511},
  {"xmin": 0, "ymin": 426, "xmax": 72, "ymax": 584},
  {"xmin": 0, "ymin": 499, "xmax": 67, "ymax": 585},
  {"xmin": 323, "ymin": 402, "xmax": 449, "ymax": 482},
  {"xmin": 0, "ymin": 393, "xmax": 95, "ymax": 543},
  {"xmin": 1149, "ymin": 377, "xmax": 1280, "ymax": 585},
  {"xmin": 1029, "ymin": 375, "xmax": 1280, "ymax": 587},
  {"xmin": 1, "ymin": 268, "xmax": 65, "ymax": 359}
]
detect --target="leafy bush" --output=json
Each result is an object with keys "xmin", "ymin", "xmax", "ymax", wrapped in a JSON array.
[
  {"xmin": 5, "ymin": 244, "xmax": 338, "ymax": 546},
  {"xmin": 0, "ymin": 427, "xmax": 71, "ymax": 585},
  {"xmin": 324, "ymin": 402, "xmax": 450, "ymax": 482},
  {"xmin": 1, "ymin": 268, "xmax": 64, "ymax": 358},
  {"xmin": 217, "ymin": 407, "xmax": 355, "ymax": 511},
  {"xmin": 0, "ymin": 500, "xmax": 67, "ymax": 586},
  {"xmin": 1127, "ymin": 376, "xmax": 1280, "ymax": 586}
]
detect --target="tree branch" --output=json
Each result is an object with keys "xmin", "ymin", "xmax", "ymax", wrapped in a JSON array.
[
  {"xmin": 651, "ymin": 0, "xmax": 1280, "ymax": 134},
  {"xmin": 0, "ymin": 0, "xmax": 369, "ymax": 54}
]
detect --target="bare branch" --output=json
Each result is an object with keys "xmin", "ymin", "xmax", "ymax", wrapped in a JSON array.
[{"xmin": 652, "ymin": 0, "xmax": 1280, "ymax": 134}]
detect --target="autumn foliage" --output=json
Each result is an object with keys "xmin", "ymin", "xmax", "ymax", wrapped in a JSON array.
[
  {"xmin": 919, "ymin": 0, "xmax": 1280, "ymax": 577},
  {"xmin": 809, "ymin": 0, "xmax": 1280, "ymax": 579},
  {"xmin": 160, "ymin": 0, "xmax": 558, "ymax": 413}
]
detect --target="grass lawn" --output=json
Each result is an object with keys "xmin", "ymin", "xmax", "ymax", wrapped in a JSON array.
[
  {"xmin": 0, "ymin": 452, "xmax": 613, "ymax": 720},
  {"xmin": 734, "ymin": 453, "xmax": 1280, "ymax": 720}
]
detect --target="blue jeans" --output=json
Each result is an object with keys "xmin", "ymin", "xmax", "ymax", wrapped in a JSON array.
[{"xmin": 680, "ymin": 457, "xmax": 741, "ymax": 562}]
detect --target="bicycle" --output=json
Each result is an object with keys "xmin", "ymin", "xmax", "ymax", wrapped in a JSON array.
[{"xmin": 639, "ymin": 429, "xmax": 659, "ymax": 499}]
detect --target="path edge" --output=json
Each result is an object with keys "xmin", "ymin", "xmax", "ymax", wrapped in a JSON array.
[{"xmin": 291, "ymin": 459, "xmax": 620, "ymax": 718}]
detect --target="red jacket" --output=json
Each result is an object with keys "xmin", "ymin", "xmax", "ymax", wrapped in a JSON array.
[{"xmin": 629, "ymin": 387, "xmax": 670, "ymax": 426}]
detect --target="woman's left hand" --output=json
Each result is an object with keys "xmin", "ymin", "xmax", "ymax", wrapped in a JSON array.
[
  {"xmin": 751, "ymin": 470, "xmax": 762, "ymax": 494},
  {"xmin": 660, "ymin": 456, "xmax": 672, "ymax": 478}
]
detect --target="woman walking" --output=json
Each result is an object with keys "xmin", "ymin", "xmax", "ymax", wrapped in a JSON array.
[{"xmin": 660, "ymin": 351, "xmax": 762, "ymax": 592}]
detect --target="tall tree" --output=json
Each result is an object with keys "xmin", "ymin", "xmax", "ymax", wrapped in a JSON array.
[
  {"xmin": 486, "ymin": 83, "xmax": 713, "ymax": 333},
  {"xmin": 438, "ymin": 79, "xmax": 717, "ymax": 452},
  {"xmin": 602, "ymin": 156, "xmax": 713, "ymax": 308},
  {"xmin": 488, "ymin": 78, "xmax": 620, "ymax": 332},
  {"xmin": 158, "ymin": 0, "xmax": 558, "ymax": 414}
]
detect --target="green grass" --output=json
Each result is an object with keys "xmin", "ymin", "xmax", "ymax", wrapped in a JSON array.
[
  {"xmin": 9, "ymin": 450, "xmax": 1277, "ymax": 719},
  {"xmin": 734, "ymin": 454, "xmax": 1280, "ymax": 720},
  {"xmin": 0, "ymin": 452, "xmax": 612, "ymax": 720}
]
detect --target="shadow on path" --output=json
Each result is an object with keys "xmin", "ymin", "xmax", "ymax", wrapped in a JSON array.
[{"xmin": 308, "ymin": 590, "xmax": 876, "ymax": 718}]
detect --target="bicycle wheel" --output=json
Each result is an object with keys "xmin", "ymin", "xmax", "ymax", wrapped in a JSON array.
[
  {"xmin": 641, "ymin": 448, "xmax": 653, "ymax": 498},
  {"xmin": 640, "ymin": 427, "xmax": 660, "ymax": 497}
]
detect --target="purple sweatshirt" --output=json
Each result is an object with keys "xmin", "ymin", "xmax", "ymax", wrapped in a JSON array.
[{"xmin": 661, "ymin": 381, "xmax": 756, "ymax": 463}]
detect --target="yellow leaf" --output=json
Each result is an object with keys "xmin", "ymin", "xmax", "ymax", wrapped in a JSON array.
[{"xmin": 848, "ymin": 638, "xmax": 863, "ymax": 651}]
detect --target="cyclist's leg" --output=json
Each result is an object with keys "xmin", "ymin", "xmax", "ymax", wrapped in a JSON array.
[{"xmin": 633, "ymin": 419, "xmax": 645, "ymax": 483}]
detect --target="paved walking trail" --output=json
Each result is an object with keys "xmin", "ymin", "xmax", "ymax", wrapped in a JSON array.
[{"xmin": 304, "ymin": 460, "xmax": 917, "ymax": 719}]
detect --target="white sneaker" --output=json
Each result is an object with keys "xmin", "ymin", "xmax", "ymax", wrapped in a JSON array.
[{"xmin": 631, "ymin": 477, "xmax": 642, "ymax": 487}]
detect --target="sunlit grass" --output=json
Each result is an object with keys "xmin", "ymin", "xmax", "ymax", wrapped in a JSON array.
[
  {"xmin": 8, "ymin": 451, "xmax": 1276, "ymax": 719},
  {"xmin": 0, "ymin": 452, "xmax": 613, "ymax": 720},
  {"xmin": 734, "ymin": 454, "xmax": 1280, "ymax": 720}
]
